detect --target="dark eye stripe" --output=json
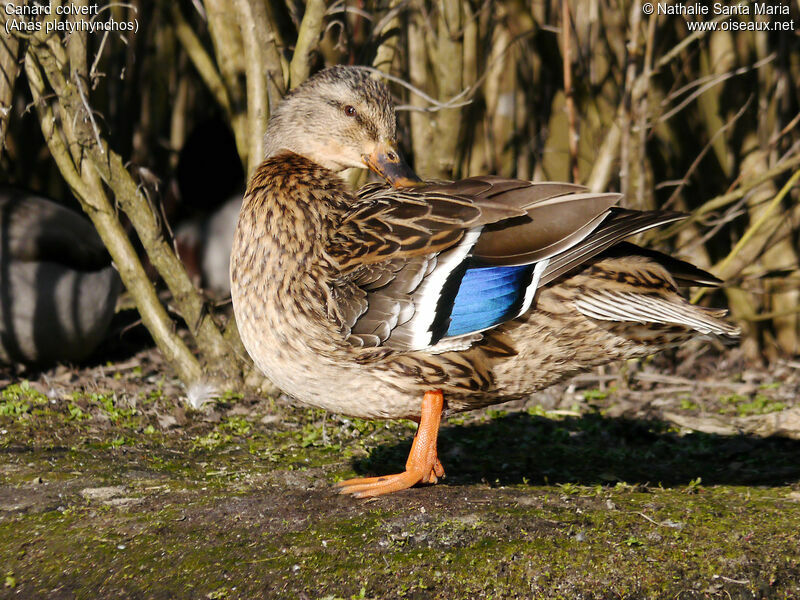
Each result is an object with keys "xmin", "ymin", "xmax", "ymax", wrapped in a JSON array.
[
  {"xmin": 327, "ymin": 99, "xmax": 381, "ymax": 141},
  {"xmin": 356, "ymin": 114, "xmax": 379, "ymax": 141},
  {"xmin": 326, "ymin": 100, "xmax": 380, "ymax": 141}
]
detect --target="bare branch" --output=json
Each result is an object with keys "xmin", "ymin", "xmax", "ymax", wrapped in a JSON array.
[
  {"xmin": 657, "ymin": 54, "xmax": 775, "ymax": 125},
  {"xmin": 562, "ymin": 0, "xmax": 578, "ymax": 183},
  {"xmin": 28, "ymin": 38, "xmax": 243, "ymax": 384},
  {"xmin": 370, "ymin": 0, "xmax": 409, "ymax": 73},
  {"xmin": 171, "ymin": 4, "xmax": 232, "ymax": 116},
  {"xmin": 365, "ymin": 66, "xmax": 472, "ymax": 110},
  {"xmin": 24, "ymin": 46, "xmax": 204, "ymax": 386},
  {"xmin": 0, "ymin": 9, "xmax": 20, "ymax": 159},
  {"xmin": 289, "ymin": 0, "xmax": 327, "ymax": 89}
]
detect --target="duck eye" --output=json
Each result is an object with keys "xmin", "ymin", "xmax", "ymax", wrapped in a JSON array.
[{"xmin": 344, "ymin": 105, "xmax": 357, "ymax": 117}]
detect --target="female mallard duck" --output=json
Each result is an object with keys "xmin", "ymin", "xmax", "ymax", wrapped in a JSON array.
[{"xmin": 230, "ymin": 66, "xmax": 738, "ymax": 497}]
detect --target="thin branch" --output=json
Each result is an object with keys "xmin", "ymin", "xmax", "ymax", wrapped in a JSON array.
[
  {"xmin": 89, "ymin": 29, "xmax": 110, "ymax": 82},
  {"xmin": 371, "ymin": 0, "xmax": 408, "ymax": 74},
  {"xmin": 363, "ymin": 67, "xmax": 472, "ymax": 111},
  {"xmin": 289, "ymin": 0, "xmax": 327, "ymax": 89},
  {"xmin": 24, "ymin": 46, "xmax": 204, "ymax": 386},
  {"xmin": 769, "ymin": 111, "xmax": 800, "ymax": 147},
  {"xmin": 654, "ymin": 14, "xmax": 730, "ymax": 71},
  {"xmin": 28, "ymin": 38, "xmax": 242, "ymax": 383},
  {"xmin": 326, "ymin": 3, "xmax": 374, "ymax": 21},
  {"xmin": 562, "ymin": 0, "xmax": 578, "ymax": 183},
  {"xmin": 75, "ymin": 77, "xmax": 103, "ymax": 152},
  {"xmin": 693, "ymin": 169, "xmax": 800, "ymax": 302},
  {"xmin": 0, "ymin": 9, "xmax": 20, "ymax": 160},
  {"xmin": 171, "ymin": 3, "xmax": 232, "ymax": 116},
  {"xmin": 662, "ymin": 96, "xmax": 753, "ymax": 210},
  {"xmin": 392, "ymin": 26, "xmax": 538, "ymax": 114},
  {"xmin": 234, "ymin": 0, "xmax": 269, "ymax": 172},
  {"xmin": 657, "ymin": 54, "xmax": 775, "ymax": 124},
  {"xmin": 651, "ymin": 153, "xmax": 800, "ymax": 243}
]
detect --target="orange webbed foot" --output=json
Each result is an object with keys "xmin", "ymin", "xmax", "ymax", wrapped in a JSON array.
[{"xmin": 337, "ymin": 390, "xmax": 444, "ymax": 498}]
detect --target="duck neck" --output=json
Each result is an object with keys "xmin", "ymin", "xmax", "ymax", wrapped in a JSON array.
[
  {"xmin": 239, "ymin": 152, "xmax": 351, "ymax": 259},
  {"xmin": 230, "ymin": 152, "xmax": 354, "ymax": 359}
]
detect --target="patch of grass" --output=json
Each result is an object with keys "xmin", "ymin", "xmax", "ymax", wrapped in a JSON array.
[
  {"xmin": 583, "ymin": 388, "xmax": 610, "ymax": 401},
  {"xmin": 720, "ymin": 393, "xmax": 748, "ymax": 406},
  {"xmin": 91, "ymin": 392, "xmax": 139, "ymax": 425},
  {"xmin": 680, "ymin": 397, "xmax": 700, "ymax": 411},
  {"xmin": 142, "ymin": 388, "xmax": 163, "ymax": 404},
  {"xmin": 223, "ymin": 416, "xmax": 251, "ymax": 437},
  {"xmin": 191, "ymin": 430, "xmax": 232, "ymax": 451},
  {"xmin": 759, "ymin": 382, "xmax": 781, "ymax": 390},
  {"xmin": 736, "ymin": 394, "xmax": 786, "ymax": 417},
  {"xmin": 66, "ymin": 403, "xmax": 90, "ymax": 421},
  {"xmin": 623, "ymin": 536, "xmax": 644, "ymax": 547},
  {"xmin": 220, "ymin": 390, "xmax": 244, "ymax": 403},
  {"xmin": 718, "ymin": 393, "xmax": 786, "ymax": 416},
  {"xmin": 525, "ymin": 405, "xmax": 548, "ymax": 417},
  {"xmin": 685, "ymin": 476, "xmax": 704, "ymax": 494},
  {"xmin": 0, "ymin": 381, "xmax": 48, "ymax": 418},
  {"xmin": 300, "ymin": 422, "xmax": 324, "ymax": 448},
  {"xmin": 486, "ymin": 408, "xmax": 508, "ymax": 419},
  {"xmin": 556, "ymin": 482, "xmax": 583, "ymax": 495}
]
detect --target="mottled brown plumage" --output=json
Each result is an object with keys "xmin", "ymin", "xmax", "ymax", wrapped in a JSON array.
[{"xmin": 230, "ymin": 66, "xmax": 738, "ymax": 496}]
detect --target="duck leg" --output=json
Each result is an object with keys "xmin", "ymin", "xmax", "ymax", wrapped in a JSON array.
[{"xmin": 336, "ymin": 390, "xmax": 445, "ymax": 498}]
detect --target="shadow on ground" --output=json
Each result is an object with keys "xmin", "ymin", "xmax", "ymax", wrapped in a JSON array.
[{"xmin": 356, "ymin": 412, "xmax": 800, "ymax": 488}]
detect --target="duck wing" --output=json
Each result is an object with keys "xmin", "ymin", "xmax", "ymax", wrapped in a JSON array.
[
  {"xmin": 328, "ymin": 179, "xmax": 524, "ymax": 272},
  {"xmin": 332, "ymin": 177, "xmax": 646, "ymax": 351}
]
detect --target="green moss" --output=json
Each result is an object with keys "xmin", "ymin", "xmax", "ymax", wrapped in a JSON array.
[
  {"xmin": 680, "ymin": 398, "xmax": 700, "ymax": 411},
  {"xmin": 254, "ymin": 485, "xmax": 799, "ymax": 598},
  {"xmin": 759, "ymin": 382, "xmax": 781, "ymax": 390},
  {"xmin": 220, "ymin": 390, "xmax": 244, "ymax": 403},
  {"xmin": 191, "ymin": 430, "xmax": 233, "ymax": 451},
  {"xmin": 718, "ymin": 392, "xmax": 786, "ymax": 416},
  {"xmin": 1, "ymin": 393, "xmax": 799, "ymax": 598},
  {"xmin": 223, "ymin": 416, "xmax": 252, "ymax": 437},
  {"xmin": 0, "ymin": 381, "xmax": 48, "ymax": 418},
  {"xmin": 736, "ymin": 394, "xmax": 786, "ymax": 416},
  {"xmin": 2, "ymin": 462, "xmax": 799, "ymax": 599},
  {"xmin": 583, "ymin": 388, "xmax": 610, "ymax": 401}
]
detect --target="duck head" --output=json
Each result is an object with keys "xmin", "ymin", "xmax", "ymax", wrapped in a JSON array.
[{"xmin": 263, "ymin": 66, "xmax": 421, "ymax": 187}]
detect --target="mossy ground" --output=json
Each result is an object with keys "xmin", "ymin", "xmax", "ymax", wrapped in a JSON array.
[{"xmin": 1, "ymin": 350, "xmax": 800, "ymax": 599}]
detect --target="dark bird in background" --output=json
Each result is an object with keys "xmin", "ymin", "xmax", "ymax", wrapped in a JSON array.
[
  {"xmin": 0, "ymin": 187, "xmax": 121, "ymax": 366},
  {"xmin": 175, "ymin": 195, "xmax": 240, "ymax": 298},
  {"xmin": 230, "ymin": 66, "xmax": 739, "ymax": 497},
  {"xmin": 173, "ymin": 117, "xmax": 244, "ymax": 298}
]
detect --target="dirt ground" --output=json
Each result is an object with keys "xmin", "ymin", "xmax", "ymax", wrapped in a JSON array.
[{"xmin": 1, "ymin": 340, "xmax": 800, "ymax": 599}]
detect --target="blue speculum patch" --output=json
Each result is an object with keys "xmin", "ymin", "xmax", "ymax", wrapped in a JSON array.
[{"xmin": 444, "ymin": 264, "xmax": 534, "ymax": 337}]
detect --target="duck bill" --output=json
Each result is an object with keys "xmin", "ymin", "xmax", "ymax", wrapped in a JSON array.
[{"xmin": 364, "ymin": 144, "xmax": 423, "ymax": 188}]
